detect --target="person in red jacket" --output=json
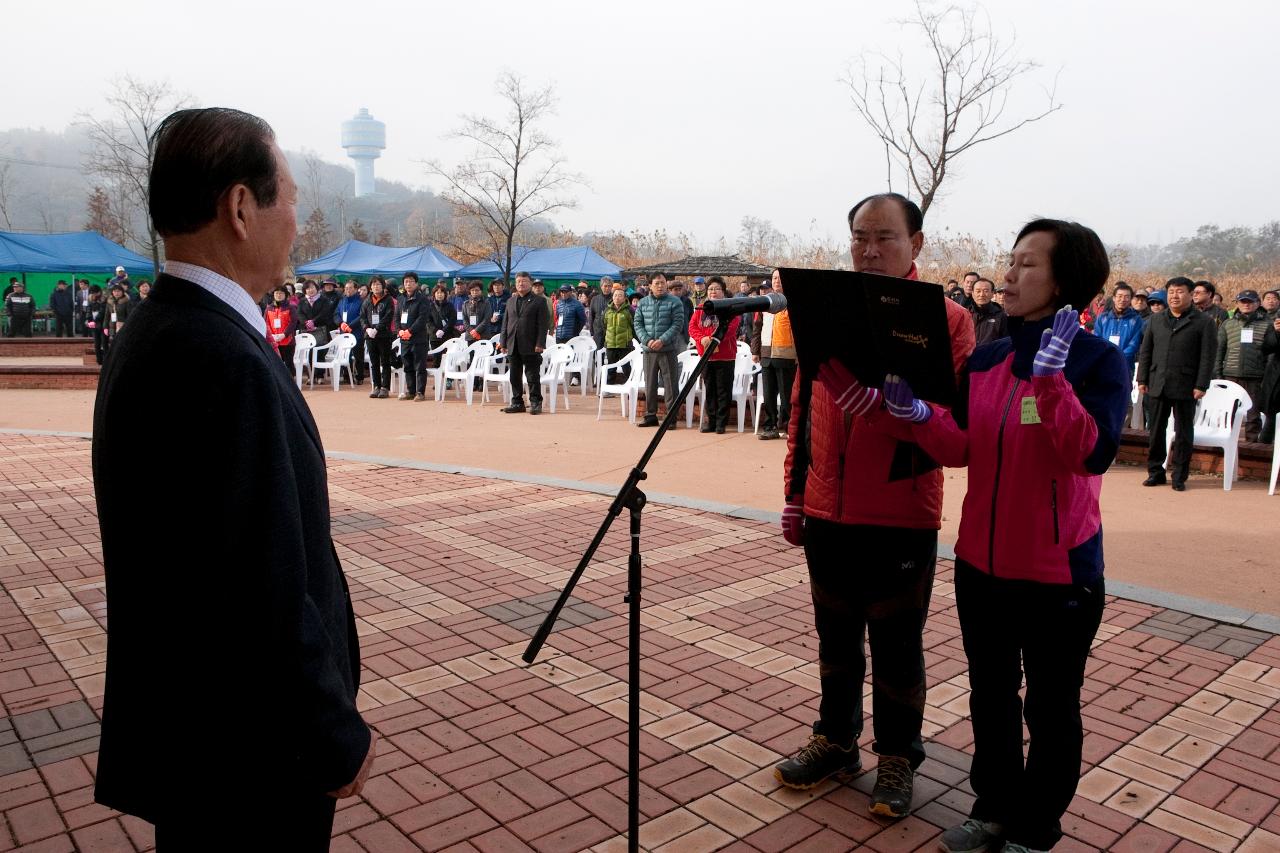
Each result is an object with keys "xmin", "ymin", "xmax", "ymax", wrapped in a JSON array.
[
  {"xmin": 885, "ymin": 219, "xmax": 1127, "ymax": 853},
  {"xmin": 687, "ymin": 277, "xmax": 741, "ymax": 433},
  {"xmin": 774, "ymin": 193, "xmax": 976, "ymax": 819},
  {"xmin": 264, "ymin": 285, "xmax": 298, "ymax": 366}
]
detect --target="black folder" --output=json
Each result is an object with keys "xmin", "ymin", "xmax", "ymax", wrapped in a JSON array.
[{"xmin": 780, "ymin": 268, "xmax": 957, "ymax": 407}]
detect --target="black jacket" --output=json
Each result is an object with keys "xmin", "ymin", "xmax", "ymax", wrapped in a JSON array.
[
  {"xmin": 1261, "ymin": 322, "xmax": 1280, "ymax": 418},
  {"xmin": 49, "ymin": 287, "xmax": 74, "ymax": 318},
  {"xmin": 92, "ymin": 275, "xmax": 367, "ymax": 823},
  {"xmin": 502, "ymin": 291, "xmax": 550, "ymax": 355},
  {"xmin": 971, "ymin": 302, "xmax": 1009, "ymax": 346},
  {"xmin": 1137, "ymin": 308, "xmax": 1217, "ymax": 400},
  {"xmin": 398, "ymin": 289, "xmax": 433, "ymax": 343},
  {"xmin": 359, "ymin": 293, "xmax": 395, "ymax": 340}
]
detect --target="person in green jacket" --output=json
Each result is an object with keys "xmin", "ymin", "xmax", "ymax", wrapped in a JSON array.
[
  {"xmin": 601, "ymin": 287, "xmax": 636, "ymax": 380},
  {"xmin": 1216, "ymin": 289, "xmax": 1270, "ymax": 441}
]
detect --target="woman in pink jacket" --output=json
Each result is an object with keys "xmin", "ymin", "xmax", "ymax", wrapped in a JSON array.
[{"xmin": 883, "ymin": 219, "xmax": 1128, "ymax": 853}]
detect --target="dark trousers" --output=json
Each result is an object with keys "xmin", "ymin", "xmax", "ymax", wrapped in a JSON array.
[
  {"xmin": 156, "ymin": 791, "xmax": 336, "ymax": 851},
  {"xmin": 367, "ymin": 336, "xmax": 392, "ymax": 389},
  {"xmin": 54, "ymin": 314, "xmax": 73, "ymax": 337},
  {"xmin": 401, "ymin": 340, "xmax": 421, "ymax": 396},
  {"xmin": 508, "ymin": 350, "xmax": 543, "ymax": 405},
  {"xmin": 703, "ymin": 360, "xmax": 733, "ymax": 429},
  {"xmin": 92, "ymin": 328, "xmax": 108, "ymax": 364},
  {"xmin": 955, "ymin": 561, "xmax": 1104, "ymax": 850},
  {"xmin": 642, "ymin": 348, "xmax": 679, "ymax": 417},
  {"xmin": 606, "ymin": 347, "xmax": 631, "ymax": 382},
  {"xmin": 803, "ymin": 517, "xmax": 935, "ymax": 768},
  {"xmin": 6, "ymin": 316, "xmax": 32, "ymax": 337},
  {"xmin": 278, "ymin": 342, "xmax": 295, "ymax": 371},
  {"xmin": 761, "ymin": 357, "xmax": 796, "ymax": 432},
  {"xmin": 1146, "ymin": 394, "xmax": 1197, "ymax": 483},
  {"xmin": 1226, "ymin": 376, "xmax": 1263, "ymax": 441}
]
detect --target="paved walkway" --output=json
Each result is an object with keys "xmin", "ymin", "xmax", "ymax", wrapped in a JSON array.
[{"xmin": 1, "ymin": 433, "xmax": 1279, "ymax": 852}]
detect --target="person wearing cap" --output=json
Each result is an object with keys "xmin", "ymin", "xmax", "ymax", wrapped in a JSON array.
[
  {"xmin": 49, "ymin": 280, "xmax": 75, "ymax": 338},
  {"xmin": 669, "ymin": 279, "xmax": 694, "ymax": 349},
  {"xmin": 531, "ymin": 279, "xmax": 554, "ymax": 328},
  {"xmin": 488, "ymin": 278, "xmax": 510, "ymax": 330},
  {"xmin": 1131, "ymin": 289, "xmax": 1151, "ymax": 319},
  {"xmin": 109, "ymin": 266, "xmax": 131, "ymax": 296},
  {"xmin": 1215, "ymin": 289, "xmax": 1269, "ymax": 441},
  {"xmin": 554, "ymin": 284, "xmax": 587, "ymax": 344},
  {"xmin": 3, "ymin": 280, "xmax": 35, "ymax": 337},
  {"xmin": 589, "ymin": 279, "xmax": 610, "ymax": 348},
  {"xmin": 691, "ymin": 276, "xmax": 708, "ymax": 306},
  {"xmin": 1147, "ymin": 290, "xmax": 1167, "ymax": 314}
]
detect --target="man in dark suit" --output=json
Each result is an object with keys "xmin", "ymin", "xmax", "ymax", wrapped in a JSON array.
[
  {"xmin": 500, "ymin": 270, "xmax": 549, "ymax": 415},
  {"xmin": 92, "ymin": 107, "xmax": 374, "ymax": 849},
  {"xmin": 1137, "ymin": 276, "xmax": 1217, "ymax": 491}
]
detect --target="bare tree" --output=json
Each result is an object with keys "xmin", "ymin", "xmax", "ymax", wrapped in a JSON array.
[
  {"xmin": 425, "ymin": 72, "xmax": 585, "ymax": 285},
  {"xmin": 79, "ymin": 76, "xmax": 193, "ymax": 275},
  {"xmin": 845, "ymin": 1, "xmax": 1060, "ymax": 216},
  {"xmin": 0, "ymin": 159, "xmax": 13, "ymax": 230},
  {"xmin": 302, "ymin": 150, "xmax": 327, "ymax": 214}
]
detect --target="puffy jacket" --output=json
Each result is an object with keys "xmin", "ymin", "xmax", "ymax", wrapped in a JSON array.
[
  {"xmin": 633, "ymin": 293, "xmax": 685, "ymax": 350},
  {"xmin": 971, "ymin": 301, "xmax": 1009, "ymax": 346},
  {"xmin": 554, "ymin": 297, "xmax": 587, "ymax": 340},
  {"xmin": 1216, "ymin": 309, "xmax": 1270, "ymax": 379},
  {"xmin": 912, "ymin": 316, "xmax": 1129, "ymax": 585},
  {"xmin": 333, "ymin": 294, "xmax": 364, "ymax": 336},
  {"xmin": 5, "ymin": 292, "xmax": 35, "ymax": 319},
  {"xmin": 783, "ymin": 267, "xmax": 976, "ymax": 529},
  {"xmin": 688, "ymin": 309, "xmax": 740, "ymax": 361},
  {"xmin": 1093, "ymin": 307, "xmax": 1145, "ymax": 372},
  {"xmin": 602, "ymin": 302, "xmax": 635, "ymax": 349}
]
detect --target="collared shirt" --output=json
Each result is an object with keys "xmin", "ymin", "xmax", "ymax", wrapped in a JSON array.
[{"xmin": 164, "ymin": 261, "xmax": 267, "ymax": 337}]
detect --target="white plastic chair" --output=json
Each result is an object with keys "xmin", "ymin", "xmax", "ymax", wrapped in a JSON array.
[
  {"xmin": 539, "ymin": 343, "xmax": 575, "ymax": 413},
  {"xmin": 293, "ymin": 333, "xmax": 316, "ymax": 388},
  {"xmin": 675, "ymin": 349, "xmax": 705, "ymax": 429},
  {"xmin": 732, "ymin": 357, "xmax": 761, "ymax": 433},
  {"xmin": 311, "ymin": 333, "xmax": 356, "ymax": 390},
  {"xmin": 598, "ymin": 350, "xmax": 644, "ymax": 422},
  {"xmin": 1268, "ymin": 440, "xmax": 1279, "ymax": 496},
  {"xmin": 1165, "ymin": 379, "xmax": 1253, "ymax": 490},
  {"xmin": 481, "ymin": 350, "xmax": 512, "ymax": 405},
  {"xmin": 457, "ymin": 340, "xmax": 495, "ymax": 405},
  {"xmin": 388, "ymin": 338, "xmax": 405, "ymax": 396},
  {"xmin": 425, "ymin": 338, "xmax": 471, "ymax": 401},
  {"xmin": 566, "ymin": 336, "xmax": 598, "ymax": 395}
]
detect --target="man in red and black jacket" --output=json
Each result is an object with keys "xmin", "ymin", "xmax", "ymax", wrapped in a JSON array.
[{"xmin": 774, "ymin": 193, "xmax": 975, "ymax": 820}]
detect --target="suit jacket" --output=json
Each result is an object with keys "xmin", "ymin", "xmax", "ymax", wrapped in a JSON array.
[
  {"xmin": 92, "ymin": 274, "xmax": 367, "ymax": 823},
  {"xmin": 501, "ymin": 292, "xmax": 550, "ymax": 355},
  {"xmin": 1136, "ymin": 308, "xmax": 1217, "ymax": 400}
]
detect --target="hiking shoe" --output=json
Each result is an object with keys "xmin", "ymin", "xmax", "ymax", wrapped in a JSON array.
[
  {"xmin": 413, "ymin": 393, "xmax": 426, "ymax": 402},
  {"xmin": 758, "ymin": 429, "xmax": 779, "ymax": 440},
  {"xmin": 638, "ymin": 415, "xmax": 659, "ymax": 427},
  {"xmin": 869, "ymin": 755, "xmax": 913, "ymax": 818},
  {"xmin": 938, "ymin": 819, "xmax": 1003, "ymax": 853},
  {"xmin": 773, "ymin": 734, "xmax": 861, "ymax": 790},
  {"xmin": 1000, "ymin": 845, "xmax": 1049, "ymax": 853},
  {"xmin": 377, "ymin": 387, "xmax": 389, "ymax": 398},
  {"xmin": 502, "ymin": 403, "xmax": 526, "ymax": 413},
  {"xmin": 368, "ymin": 388, "xmax": 380, "ymax": 398},
  {"xmin": 529, "ymin": 403, "xmax": 542, "ymax": 415}
]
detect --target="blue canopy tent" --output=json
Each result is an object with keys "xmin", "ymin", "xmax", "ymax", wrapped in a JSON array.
[
  {"xmin": 0, "ymin": 231, "xmax": 154, "ymax": 304},
  {"xmin": 296, "ymin": 240, "xmax": 462, "ymax": 277},
  {"xmin": 454, "ymin": 246, "xmax": 621, "ymax": 283}
]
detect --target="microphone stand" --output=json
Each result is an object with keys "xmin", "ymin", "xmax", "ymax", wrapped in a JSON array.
[{"xmin": 522, "ymin": 311, "xmax": 744, "ymax": 853}]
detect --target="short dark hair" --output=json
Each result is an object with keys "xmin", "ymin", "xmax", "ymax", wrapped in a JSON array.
[
  {"xmin": 964, "ymin": 271, "xmax": 980, "ymax": 280},
  {"xmin": 1113, "ymin": 282, "xmax": 1134, "ymax": 297},
  {"xmin": 149, "ymin": 108, "xmax": 280, "ymax": 238},
  {"xmin": 1193, "ymin": 280, "xmax": 1216, "ymax": 295},
  {"xmin": 403, "ymin": 272, "xmax": 419, "ymax": 283},
  {"xmin": 652, "ymin": 272, "xmax": 667, "ymax": 281},
  {"xmin": 515, "ymin": 271, "xmax": 531, "ymax": 281},
  {"xmin": 847, "ymin": 192, "xmax": 924, "ymax": 235},
  {"xmin": 974, "ymin": 278, "xmax": 995, "ymax": 288},
  {"xmin": 89, "ymin": 285, "xmax": 101, "ymax": 295},
  {"xmin": 1166, "ymin": 276, "xmax": 1194, "ymax": 292},
  {"xmin": 1014, "ymin": 218, "xmax": 1110, "ymax": 311},
  {"xmin": 707, "ymin": 276, "xmax": 726, "ymax": 287}
]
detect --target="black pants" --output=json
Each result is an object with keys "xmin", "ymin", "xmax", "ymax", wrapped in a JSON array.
[
  {"xmin": 508, "ymin": 350, "xmax": 543, "ymax": 406},
  {"xmin": 401, "ymin": 340, "xmax": 421, "ymax": 396},
  {"xmin": 278, "ymin": 342, "xmax": 295, "ymax": 371},
  {"xmin": 761, "ymin": 357, "xmax": 796, "ymax": 432},
  {"xmin": 803, "ymin": 517, "xmax": 935, "ymax": 768},
  {"xmin": 955, "ymin": 561, "xmax": 1104, "ymax": 850},
  {"xmin": 367, "ymin": 336, "xmax": 392, "ymax": 390},
  {"xmin": 606, "ymin": 347, "xmax": 631, "ymax": 382},
  {"xmin": 703, "ymin": 360, "xmax": 733, "ymax": 429},
  {"xmin": 54, "ymin": 314, "xmax": 73, "ymax": 337},
  {"xmin": 93, "ymin": 328, "xmax": 108, "ymax": 364},
  {"xmin": 1225, "ymin": 376, "xmax": 1263, "ymax": 441},
  {"xmin": 156, "ymin": 791, "xmax": 336, "ymax": 851},
  {"xmin": 6, "ymin": 316, "xmax": 32, "ymax": 337},
  {"xmin": 1146, "ymin": 394, "xmax": 1197, "ymax": 483}
]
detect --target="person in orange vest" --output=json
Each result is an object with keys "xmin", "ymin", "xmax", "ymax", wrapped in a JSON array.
[
  {"xmin": 751, "ymin": 269, "xmax": 795, "ymax": 439},
  {"xmin": 264, "ymin": 285, "xmax": 298, "ymax": 366}
]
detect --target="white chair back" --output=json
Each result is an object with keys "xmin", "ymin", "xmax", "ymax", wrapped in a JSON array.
[{"xmin": 1165, "ymin": 379, "xmax": 1253, "ymax": 490}]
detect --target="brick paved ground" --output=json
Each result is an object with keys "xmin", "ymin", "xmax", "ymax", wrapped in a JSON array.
[{"xmin": 1, "ymin": 433, "xmax": 1279, "ymax": 852}]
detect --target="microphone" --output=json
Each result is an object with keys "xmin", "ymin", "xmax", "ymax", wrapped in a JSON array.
[{"xmin": 701, "ymin": 293, "xmax": 787, "ymax": 316}]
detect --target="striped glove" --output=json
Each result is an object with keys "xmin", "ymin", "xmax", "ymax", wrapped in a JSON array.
[
  {"xmin": 1032, "ymin": 306, "xmax": 1079, "ymax": 377},
  {"xmin": 883, "ymin": 374, "xmax": 932, "ymax": 423},
  {"xmin": 817, "ymin": 360, "xmax": 880, "ymax": 416},
  {"xmin": 780, "ymin": 499, "xmax": 804, "ymax": 546}
]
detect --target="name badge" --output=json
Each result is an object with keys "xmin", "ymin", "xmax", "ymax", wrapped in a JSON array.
[
  {"xmin": 272, "ymin": 318, "xmax": 281, "ymax": 330},
  {"xmin": 1241, "ymin": 328, "xmax": 1254, "ymax": 344},
  {"xmin": 342, "ymin": 311, "xmax": 348, "ymax": 323},
  {"xmin": 400, "ymin": 311, "xmax": 409, "ymax": 324},
  {"xmin": 370, "ymin": 312, "xmax": 379, "ymax": 325},
  {"xmin": 456, "ymin": 310, "xmax": 464, "ymax": 321},
  {"xmin": 1020, "ymin": 396, "xmax": 1041, "ymax": 425},
  {"xmin": 111, "ymin": 312, "xmax": 118, "ymax": 324},
  {"xmin": 469, "ymin": 315, "xmax": 478, "ymax": 325},
  {"xmin": 1108, "ymin": 334, "xmax": 1120, "ymax": 346}
]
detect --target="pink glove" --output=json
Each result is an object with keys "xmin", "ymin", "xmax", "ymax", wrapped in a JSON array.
[
  {"xmin": 817, "ymin": 360, "xmax": 880, "ymax": 416},
  {"xmin": 87, "ymin": 321, "xmax": 96, "ymax": 329},
  {"xmin": 781, "ymin": 500, "xmax": 804, "ymax": 547},
  {"xmin": 305, "ymin": 320, "xmax": 316, "ymax": 331}
]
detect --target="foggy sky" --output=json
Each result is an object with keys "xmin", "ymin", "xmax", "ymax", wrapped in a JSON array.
[{"xmin": 5, "ymin": 0, "xmax": 1278, "ymax": 251}]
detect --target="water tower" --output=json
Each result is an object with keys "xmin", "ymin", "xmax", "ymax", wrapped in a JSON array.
[{"xmin": 340, "ymin": 108, "xmax": 386, "ymax": 197}]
